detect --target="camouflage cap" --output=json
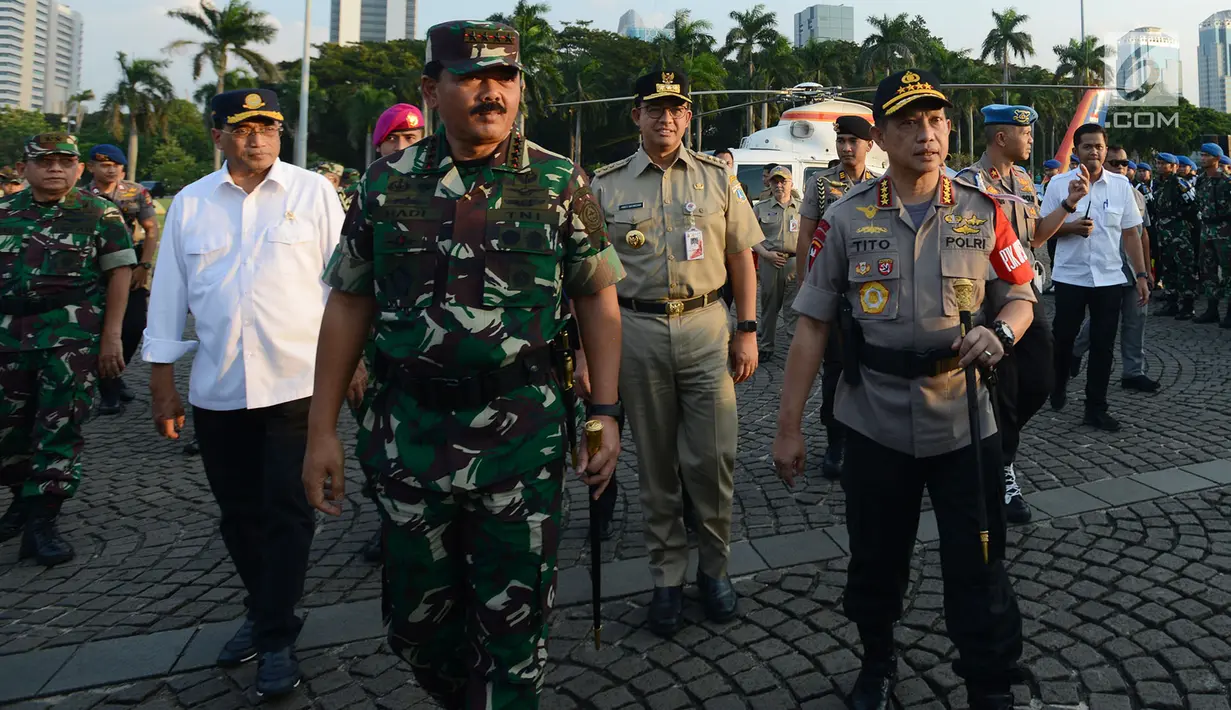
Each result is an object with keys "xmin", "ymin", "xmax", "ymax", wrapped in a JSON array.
[
  {"xmin": 425, "ymin": 20, "xmax": 522, "ymax": 75},
  {"xmin": 343, "ymin": 167, "xmax": 360, "ymax": 181},
  {"xmin": 0, "ymin": 166, "xmax": 20, "ymax": 183},
  {"xmin": 313, "ymin": 161, "xmax": 344, "ymax": 177},
  {"xmin": 24, "ymin": 132, "xmax": 79, "ymax": 160}
]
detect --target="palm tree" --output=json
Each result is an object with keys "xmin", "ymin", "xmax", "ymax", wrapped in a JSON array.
[
  {"xmin": 488, "ymin": 1, "xmax": 563, "ymax": 124},
  {"xmin": 100, "ymin": 53, "xmax": 175, "ymax": 181},
  {"xmin": 663, "ymin": 10, "xmax": 715, "ymax": 61},
  {"xmin": 860, "ymin": 13, "xmax": 928, "ymax": 78},
  {"xmin": 796, "ymin": 40, "xmax": 856, "ymax": 86},
  {"xmin": 166, "ymin": 0, "xmax": 281, "ymax": 169},
  {"xmin": 345, "ymin": 86, "xmax": 396, "ymax": 166},
  {"xmin": 723, "ymin": 4, "xmax": 778, "ymax": 132},
  {"xmin": 1054, "ymin": 37, "xmax": 1110, "ymax": 86},
  {"xmin": 981, "ymin": 8, "xmax": 1034, "ymax": 102},
  {"xmin": 67, "ymin": 89, "xmax": 93, "ymax": 133},
  {"xmin": 193, "ymin": 69, "xmax": 258, "ymax": 107}
]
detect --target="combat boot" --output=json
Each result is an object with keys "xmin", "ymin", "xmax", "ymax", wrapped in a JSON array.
[
  {"xmin": 1194, "ymin": 298, "xmax": 1221, "ymax": 324},
  {"xmin": 821, "ymin": 425, "xmax": 845, "ymax": 480},
  {"xmin": 0, "ymin": 489, "xmax": 30, "ymax": 543},
  {"xmin": 19, "ymin": 497, "xmax": 74, "ymax": 566},
  {"xmin": 97, "ymin": 378, "xmax": 123, "ymax": 415},
  {"xmin": 851, "ymin": 626, "xmax": 897, "ymax": 710},
  {"xmin": 1176, "ymin": 296, "xmax": 1195, "ymax": 320},
  {"xmin": 1157, "ymin": 293, "xmax": 1179, "ymax": 317},
  {"xmin": 1221, "ymin": 306, "xmax": 1231, "ymax": 329}
]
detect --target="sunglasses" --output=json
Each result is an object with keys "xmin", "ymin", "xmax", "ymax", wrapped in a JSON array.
[{"xmin": 1106, "ymin": 160, "xmax": 1130, "ymax": 168}]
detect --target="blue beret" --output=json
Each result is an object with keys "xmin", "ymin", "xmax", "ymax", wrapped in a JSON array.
[
  {"xmin": 1069, "ymin": 154, "xmax": 1079, "ymax": 164},
  {"xmin": 1201, "ymin": 142, "xmax": 1225, "ymax": 159},
  {"xmin": 981, "ymin": 104, "xmax": 1037, "ymax": 126},
  {"xmin": 88, "ymin": 144, "xmax": 127, "ymax": 166},
  {"xmin": 1221, "ymin": 155, "xmax": 1231, "ymax": 166},
  {"xmin": 1178, "ymin": 155, "xmax": 1197, "ymax": 169},
  {"xmin": 1043, "ymin": 159, "xmax": 1061, "ymax": 169},
  {"xmin": 1157, "ymin": 153, "xmax": 1177, "ymax": 164}
]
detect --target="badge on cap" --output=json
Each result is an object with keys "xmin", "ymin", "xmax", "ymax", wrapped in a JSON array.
[
  {"xmin": 626, "ymin": 230, "xmax": 645, "ymax": 248},
  {"xmin": 901, "ymin": 71, "xmax": 920, "ymax": 84},
  {"xmin": 1013, "ymin": 109, "xmax": 1032, "ymax": 125},
  {"xmin": 408, "ymin": 114, "xmax": 420, "ymax": 128},
  {"xmin": 243, "ymin": 94, "xmax": 265, "ymax": 110}
]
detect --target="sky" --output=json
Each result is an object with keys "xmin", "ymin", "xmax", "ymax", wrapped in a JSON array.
[{"xmin": 78, "ymin": 0, "xmax": 1223, "ymax": 109}]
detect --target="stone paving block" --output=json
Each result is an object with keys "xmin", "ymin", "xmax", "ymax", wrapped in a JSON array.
[
  {"xmin": 0, "ymin": 645, "xmax": 74, "ymax": 703},
  {"xmin": 1027, "ymin": 487, "xmax": 1107, "ymax": 519},
  {"xmin": 823, "ymin": 526, "xmax": 849, "ymax": 554},
  {"xmin": 556, "ymin": 557, "xmax": 652, "ymax": 606},
  {"xmin": 1131, "ymin": 468, "xmax": 1217, "ymax": 496},
  {"xmin": 1182, "ymin": 460, "xmax": 1231, "ymax": 485},
  {"xmin": 751, "ymin": 529, "xmax": 843, "ymax": 569},
  {"xmin": 1078, "ymin": 477, "xmax": 1164, "ymax": 507},
  {"xmin": 688, "ymin": 540, "xmax": 768, "ymax": 579},
  {"xmin": 916, "ymin": 512, "xmax": 938, "ymax": 543},
  {"xmin": 297, "ymin": 601, "xmax": 385, "ymax": 650},
  {"xmin": 41, "ymin": 628, "xmax": 194, "ymax": 694},
  {"xmin": 171, "ymin": 620, "xmax": 243, "ymax": 673}
]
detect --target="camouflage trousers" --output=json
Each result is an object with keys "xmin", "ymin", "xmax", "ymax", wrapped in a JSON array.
[
  {"xmin": 1156, "ymin": 221, "xmax": 1197, "ymax": 297},
  {"xmin": 379, "ymin": 461, "xmax": 563, "ymax": 710},
  {"xmin": 0, "ymin": 343, "xmax": 97, "ymax": 499},
  {"xmin": 1199, "ymin": 226, "xmax": 1231, "ymax": 300}
]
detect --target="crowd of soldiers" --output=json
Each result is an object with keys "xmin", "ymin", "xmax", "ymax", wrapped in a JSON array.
[{"xmin": 1, "ymin": 16, "xmax": 1229, "ymax": 710}]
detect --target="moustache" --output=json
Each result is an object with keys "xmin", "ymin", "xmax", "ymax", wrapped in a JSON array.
[{"xmin": 472, "ymin": 103, "xmax": 507, "ymax": 116}]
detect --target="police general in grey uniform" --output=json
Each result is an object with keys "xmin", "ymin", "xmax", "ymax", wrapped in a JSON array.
[
  {"xmin": 592, "ymin": 69, "xmax": 761, "ymax": 637},
  {"xmin": 774, "ymin": 70, "xmax": 1035, "ymax": 710}
]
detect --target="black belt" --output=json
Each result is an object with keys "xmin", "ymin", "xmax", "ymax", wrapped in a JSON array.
[
  {"xmin": 859, "ymin": 343, "xmax": 962, "ymax": 379},
  {"xmin": 618, "ymin": 289, "xmax": 723, "ymax": 316},
  {"xmin": 0, "ymin": 287, "xmax": 95, "ymax": 316},
  {"xmin": 377, "ymin": 347, "xmax": 556, "ymax": 412}
]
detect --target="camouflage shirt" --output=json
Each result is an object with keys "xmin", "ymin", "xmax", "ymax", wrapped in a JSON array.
[
  {"xmin": 0, "ymin": 187, "xmax": 136, "ymax": 352},
  {"xmin": 85, "ymin": 179, "xmax": 156, "ymax": 239},
  {"xmin": 1155, "ymin": 175, "xmax": 1198, "ymax": 225},
  {"xmin": 1196, "ymin": 172, "xmax": 1231, "ymax": 226},
  {"xmin": 322, "ymin": 127, "xmax": 625, "ymax": 491}
]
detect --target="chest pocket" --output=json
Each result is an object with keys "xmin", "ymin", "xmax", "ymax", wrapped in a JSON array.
[
  {"xmin": 183, "ymin": 230, "xmax": 231, "ymax": 287},
  {"xmin": 40, "ymin": 234, "xmax": 94, "ymax": 278},
  {"xmin": 483, "ymin": 221, "xmax": 559, "ymax": 308},
  {"xmin": 940, "ymin": 249, "xmax": 989, "ymax": 317},
  {"xmin": 847, "ymin": 249, "xmax": 900, "ymax": 321},
  {"xmin": 606, "ymin": 208, "xmax": 654, "ymax": 256},
  {"xmin": 0, "ymin": 236, "xmax": 20, "ymax": 281},
  {"xmin": 375, "ymin": 226, "xmax": 438, "ymax": 311}
]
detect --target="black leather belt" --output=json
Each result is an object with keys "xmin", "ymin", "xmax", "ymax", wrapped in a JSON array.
[
  {"xmin": 0, "ymin": 287, "xmax": 95, "ymax": 316},
  {"xmin": 860, "ymin": 343, "xmax": 962, "ymax": 379},
  {"xmin": 618, "ymin": 289, "xmax": 723, "ymax": 316},
  {"xmin": 377, "ymin": 347, "xmax": 556, "ymax": 412}
]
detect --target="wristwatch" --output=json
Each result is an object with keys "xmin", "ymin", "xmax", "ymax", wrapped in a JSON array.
[
  {"xmin": 588, "ymin": 402, "xmax": 623, "ymax": 420},
  {"xmin": 991, "ymin": 320, "xmax": 1015, "ymax": 351},
  {"xmin": 138, "ymin": 261, "xmax": 152, "ymax": 269},
  {"xmin": 1060, "ymin": 199, "xmax": 1077, "ymax": 214},
  {"xmin": 1135, "ymin": 271, "xmax": 1150, "ymax": 281},
  {"xmin": 735, "ymin": 320, "xmax": 758, "ymax": 333}
]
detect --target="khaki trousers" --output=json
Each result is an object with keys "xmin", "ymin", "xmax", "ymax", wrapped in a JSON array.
[
  {"xmin": 619, "ymin": 301, "xmax": 737, "ymax": 587},
  {"xmin": 756, "ymin": 256, "xmax": 798, "ymax": 351}
]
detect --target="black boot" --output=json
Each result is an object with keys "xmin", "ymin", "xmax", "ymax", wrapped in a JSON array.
[
  {"xmin": 821, "ymin": 425, "xmax": 844, "ymax": 480},
  {"xmin": 361, "ymin": 527, "xmax": 383, "ymax": 563},
  {"xmin": 1221, "ymin": 306, "xmax": 1231, "ymax": 329},
  {"xmin": 118, "ymin": 379, "xmax": 136, "ymax": 402},
  {"xmin": 97, "ymin": 378, "xmax": 123, "ymax": 415},
  {"xmin": 1157, "ymin": 293, "xmax": 1179, "ymax": 317},
  {"xmin": 648, "ymin": 586, "xmax": 683, "ymax": 637},
  {"xmin": 0, "ymin": 489, "xmax": 30, "ymax": 543},
  {"xmin": 19, "ymin": 498, "xmax": 74, "ymax": 566},
  {"xmin": 1176, "ymin": 295, "xmax": 1195, "ymax": 320},
  {"xmin": 1194, "ymin": 298, "xmax": 1221, "ymax": 324},
  {"xmin": 851, "ymin": 627, "xmax": 897, "ymax": 710}
]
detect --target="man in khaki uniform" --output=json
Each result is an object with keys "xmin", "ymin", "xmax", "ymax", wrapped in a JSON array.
[
  {"xmin": 592, "ymin": 68, "xmax": 761, "ymax": 637},
  {"xmin": 773, "ymin": 70, "xmax": 1037, "ymax": 710},
  {"xmin": 753, "ymin": 165, "xmax": 801, "ymax": 358},
  {"xmin": 795, "ymin": 115, "xmax": 879, "ymax": 480}
]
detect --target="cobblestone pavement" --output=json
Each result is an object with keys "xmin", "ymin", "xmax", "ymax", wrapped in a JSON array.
[{"xmin": 8, "ymin": 487, "xmax": 1231, "ymax": 709}]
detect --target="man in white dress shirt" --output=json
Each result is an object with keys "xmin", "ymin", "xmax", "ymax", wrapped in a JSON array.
[
  {"xmin": 143, "ymin": 89, "xmax": 356, "ymax": 698},
  {"xmin": 1039, "ymin": 123, "xmax": 1148, "ymax": 433}
]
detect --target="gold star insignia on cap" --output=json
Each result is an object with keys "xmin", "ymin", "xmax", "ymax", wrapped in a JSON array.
[
  {"xmin": 902, "ymin": 71, "xmax": 920, "ymax": 83},
  {"xmin": 242, "ymin": 93, "xmax": 265, "ymax": 110}
]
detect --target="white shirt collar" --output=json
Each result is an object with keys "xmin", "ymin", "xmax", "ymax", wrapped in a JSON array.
[{"xmin": 213, "ymin": 158, "xmax": 289, "ymax": 195}]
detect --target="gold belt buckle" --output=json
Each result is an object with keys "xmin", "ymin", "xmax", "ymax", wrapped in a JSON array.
[{"xmin": 665, "ymin": 300, "xmax": 684, "ymax": 316}]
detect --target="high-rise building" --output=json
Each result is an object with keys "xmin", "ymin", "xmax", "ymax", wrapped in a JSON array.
[
  {"xmin": 330, "ymin": 0, "xmax": 417, "ymax": 45},
  {"xmin": 1115, "ymin": 27, "xmax": 1182, "ymax": 101},
  {"xmin": 0, "ymin": 0, "xmax": 83, "ymax": 114},
  {"xmin": 616, "ymin": 10, "xmax": 670, "ymax": 43},
  {"xmin": 1199, "ymin": 11, "xmax": 1231, "ymax": 112},
  {"xmin": 794, "ymin": 4, "xmax": 855, "ymax": 47}
]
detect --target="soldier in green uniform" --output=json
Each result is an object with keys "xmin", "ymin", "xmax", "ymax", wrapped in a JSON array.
[
  {"xmin": 1153, "ymin": 153, "xmax": 1199, "ymax": 319},
  {"xmin": 85, "ymin": 144, "xmax": 159, "ymax": 414},
  {"xmin": 753, "ymin": 165, "xmax": 801, "ymax": 359},
  {"xmin": 0, "ymin": 167, "xmax": 23, "ymax": 195},
  {"xmin": 1193, "ymin": 143, "xmax": 1231, "ymax": 326},
  {"xmin": 795, "ymin": 115, "xmax": 879, "ymax": 480},
  {"xmin": 342, "ymin": 167, "xmax": 360, "ymax": 191},
  {"xmin": 313, "ymin": 161, "xmax": 347, "ymax": 208},
  {"xmin": 0, "ymin": 133, "xmax": 135, "ymax": 565},
  {"xmin": 302, "ymin": 20, "xmax": 625, "ymax": 709}
]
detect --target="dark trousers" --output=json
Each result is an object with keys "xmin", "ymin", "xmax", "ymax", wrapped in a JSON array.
[
  {"xmin": 1051, "ymin": 282, "xmax": 1123, "ymax": 412},
  {"xmin": 995, "ymin": 291, "xmax": 1055, "ymax": 465},
  {"xmin": 98, "ymin": 287, "xmax": 148, "ymax": 399},
  {"xmin": 842, "ymin": 430, "xmax": 1022, "ymax": 684},
  {"xmin": 194, "ymin": 398, "xmax": 315, "ymax": 652}
]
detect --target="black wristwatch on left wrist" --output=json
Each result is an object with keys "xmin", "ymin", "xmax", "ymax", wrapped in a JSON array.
[
  {"xmin": 1135, "ymin": 271, "xmax": 1149, "ymax": 282},
  {"xmin": 991, "ymin": 320, "xmax": 1015, "ymax": 351},
  {"xmin": 588, "ymin": 402, "xmax": 623, "ymax": 419},
  {"xmin": 139, "ymin": 261, "xmax": 152, "ymax": 269},
  {"xmin": 735, "ymin": 320, "xmax": 757, "ymax": 333}
]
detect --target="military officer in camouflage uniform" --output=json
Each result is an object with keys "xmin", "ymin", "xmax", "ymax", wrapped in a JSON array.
[
  {"xmin": 1153, "ymin": 153, "xmax": 1199, "ymax": 319},
  {"xmin": 0, "ymin": 167, "xmax": 23, "ymax": 195},
  {"xmin": 1194, "ymin": 143, "xmax": 1231, "ymax": 327},
  {"xmin": 774, "ymin": 70, "xmax": 1036, "ymax": 710},
  {"xmin": 753, "ymin": 165, "xmax": 801, "ymax": 359},
  {"xmin": 795, "ymin": 115, "xmax": 879, "ymax": 480},
  {"xmin": 0, "ymin": 133, "xmax": 135, "ymax": 565},
  {"xmin": 313, "ymin": 161, "xmax": 347, "ymax": 207},
  {"xmin": 85, "ymin": 144, "xmax": 159, "ymax": 414},
  {"xmin": 303, "ymin": 21, "xmax": 625, "ymax": 709},
  {"xmin": 592, "ymin": 69, "xmax": 761, "ymax": 637}
]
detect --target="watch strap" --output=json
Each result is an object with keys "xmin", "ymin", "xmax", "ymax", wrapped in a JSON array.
[
  {"xmin": 588, "ymin": 403, "xmax": 623, "ymax": 419},
  {"xmin": 736, "ymin": 320, "xmax": 757, "ymax": 333}
]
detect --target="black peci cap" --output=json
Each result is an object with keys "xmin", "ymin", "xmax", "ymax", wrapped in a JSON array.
[{"xmin": 635, "ymin": 69, "xmax": 690, "ymax": 104}]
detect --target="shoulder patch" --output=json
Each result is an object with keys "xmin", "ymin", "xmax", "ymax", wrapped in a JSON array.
[
  {"xmin": 592, "ymin": 155, "xmax": 634, "ymax": 180},
  {"xmin": 692, "ymin": 150, "xmax": 728, "ymax": 169}
]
